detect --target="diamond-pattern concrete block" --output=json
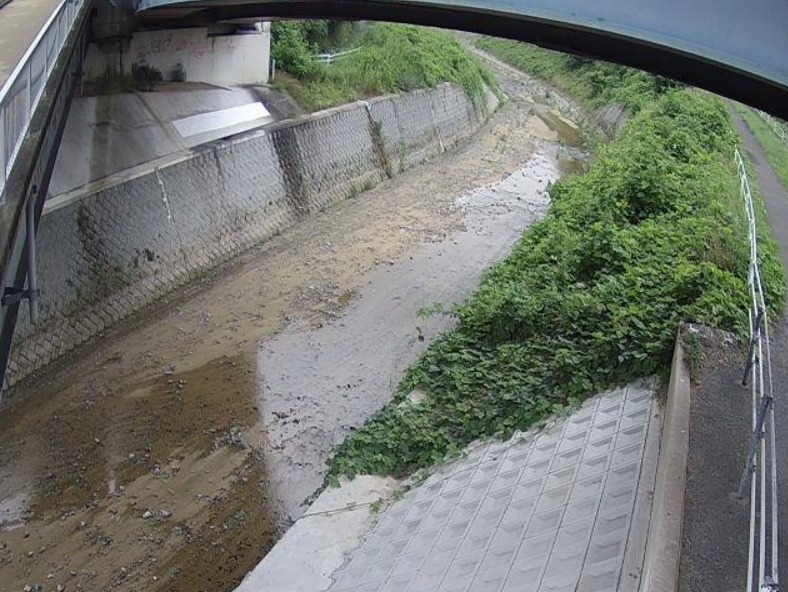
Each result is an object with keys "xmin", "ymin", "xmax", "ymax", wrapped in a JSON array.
[
  {"xmin": 615, "ymin": 423, "xmax": 648, "ymax": 449},
  {"xmin": 510, "ymin": 478, "xmax": 543, "ymax": 504},
  {"xmin": 552, "ymin": 447, "xmax": 583, "ymax": 471},
  {"xmin": 8, "ymin": 84, "xmax": 489, "ymax": 387},
  {"xmin": 328, "ymin": 382, "xmax": 659, "ymax": 592}
]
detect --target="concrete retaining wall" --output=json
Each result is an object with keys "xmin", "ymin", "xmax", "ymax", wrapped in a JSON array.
[
  {"xmin": 84, "ymin": 26, "xmax": 271, "ymax": 87},
  {"xmin": 8, "ymin": 83, "xmax": 498, "ymax": 385}
]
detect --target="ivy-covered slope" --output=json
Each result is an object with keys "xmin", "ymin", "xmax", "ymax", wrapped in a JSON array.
[{"xmin": 326, "ymin": 91, "xmax": 785, "ymax": 482}]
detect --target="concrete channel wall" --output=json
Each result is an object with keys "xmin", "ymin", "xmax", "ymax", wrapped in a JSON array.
[{"xmin": 7, "ymin": 84, "xmax": 499, "ymax": 386}]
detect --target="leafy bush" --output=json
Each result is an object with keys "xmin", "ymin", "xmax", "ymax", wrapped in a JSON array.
[
  {"xmin": 325, "ymin": 90, "xmax": 785, "ymax": 480},
  {"xmin": 131, "ymin": 61, "xmax": 163, "ymax": 92},
  {"xmin": 475, "ymin": 37, "xmax": 682, "ymax": 113},
  {"xmin": 274, "ymin": 23, "xmax": 498, "ymax": 112},
  {"xmin": 271, "ymin": 21, "xmax": 324, "ymax": 79}
]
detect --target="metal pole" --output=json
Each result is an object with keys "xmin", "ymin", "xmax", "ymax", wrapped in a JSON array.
[
  {"xmin": 743, "ymin": 308, "xmax": 765, "ymax": 386},
  {"xmin": 25, "ymin": 190, "xmax": 39, "ymax": 323},
  {"xmin": 738, "ymin": 395, "xmax": 773, "ymax": 498}
]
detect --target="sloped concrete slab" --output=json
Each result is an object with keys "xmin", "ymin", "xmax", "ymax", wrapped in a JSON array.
[
  {"xmin": 325, "ymin": 379, "xmax": 661, "ymax": 592},
  {"xmin": 234, "ymin": 476, "xmax": 399, "ymax": 592}
]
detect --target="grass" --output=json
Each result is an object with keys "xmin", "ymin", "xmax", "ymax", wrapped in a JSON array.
[
  {"xmin": 474, "ymin": 37, "xmax": 680, "ymax": 114},
  {"xmin": 734, "ymin": 104, "xmax": 788, "ymax": 192},
  {"xmin": 273, "ymin": 24, "xmax": 498, "ymax": 112},
  {"xmin": 324, "ymin": 90, "xmax": 785, "ymax": 482}
]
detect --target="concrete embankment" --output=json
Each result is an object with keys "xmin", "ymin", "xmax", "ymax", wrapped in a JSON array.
[{"xmin": 8, "ymin": 84, "xmax": 498, "ymax": 386}]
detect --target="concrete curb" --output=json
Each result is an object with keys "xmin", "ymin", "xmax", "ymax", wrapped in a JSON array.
[
  {"xmin": 640, "ymin": 329, "xmax": 691, "ymax": 592},
  {"xmin": 233, "ymin": 476, "xmax": 399, "ymax": 592}
]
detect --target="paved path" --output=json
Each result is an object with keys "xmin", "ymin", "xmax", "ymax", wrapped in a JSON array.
[
  {"xmin": 324, "ymin": 380, "xmax": 660, "ymax": 592},
  {"xmin": 0, "ymin": 0, "xmax": 63, "ymax": 91},
  {"xmin": 732, "ymin": 108, "xmax": 788, "ymax": 569}
]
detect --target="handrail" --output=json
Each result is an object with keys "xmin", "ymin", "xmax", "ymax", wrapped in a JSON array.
[
  {"xmin": 757, "ymin": 110, "xmax": 788, "ymax": 150},
  {"xmin": 734, "ymin": 147, "xmax": 779, "ymax": 592},
  {"xmin": 313, "ymin": 47, "xmax": 362, "ymax": 65},
  {"xmin": 0, "ymin": 0, "xmax": 86, "ymax": 204}
]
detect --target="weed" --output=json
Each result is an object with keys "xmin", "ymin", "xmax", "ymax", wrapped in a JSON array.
[
  {"xmin": 417, "ymin": 302, "xmax": 447, "ymax": 318},
  {"xmin": 474, "ymin": 37, "xmax": 681, "ymax": 114},
  {"xmin": 734, "ymin": 104, "xmax": 788, "ymax": 193},
  {"xmin": 170, "ymin": 62, "xmax": 186, "ymax": 83},
  {"xmin": 273, "ymin": 23, "xmax": 498, "ymax": 112},
  {"xmin": 325, "ymin": 90, "xmax": 785, "ymax": 481},
  {"xmin": 684, "ymin": 331, "xmax": 703, "ymax": 382}
]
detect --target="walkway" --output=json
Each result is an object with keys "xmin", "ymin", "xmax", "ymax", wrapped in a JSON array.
[{"xmin": 0, "ymin": 0, "xmax": 63, "ymax": 90}]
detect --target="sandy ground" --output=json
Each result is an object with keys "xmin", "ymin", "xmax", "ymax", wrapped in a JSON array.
[{"xmin": 0, "ymin": 65, "xmax": 583, "ymax": 592}]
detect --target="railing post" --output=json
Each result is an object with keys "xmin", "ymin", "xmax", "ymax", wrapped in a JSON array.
[
  {"xmin": 737, "ymin": 394, "xmax": 773, "ymax": 498},
  {"xmin": 743, "ymin": 307, "xmax": 764, "ymax": 386}
]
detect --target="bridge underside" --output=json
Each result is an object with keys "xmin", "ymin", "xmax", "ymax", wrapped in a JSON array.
[{"xmin": 137, "ymin": 0, "xmax": 788, "ymax": 120}]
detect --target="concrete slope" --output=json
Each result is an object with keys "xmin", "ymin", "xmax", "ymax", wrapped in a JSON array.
[{"xmin": 49, "ymin": 85, "xmax": 275, "ymax": 197}]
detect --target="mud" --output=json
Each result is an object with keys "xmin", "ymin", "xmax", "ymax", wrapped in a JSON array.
[
  {"xmin": 0, "ymin": 63, "xmax": 585, "ymax": 592},
  {"xmin": 259, "ymin": 153, "xmax": 558, "ymax": 522}
]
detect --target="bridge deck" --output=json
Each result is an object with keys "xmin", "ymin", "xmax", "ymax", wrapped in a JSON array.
[{"xmin": 0, "ymin": 0, "xmax": 64, "ymax": 92}]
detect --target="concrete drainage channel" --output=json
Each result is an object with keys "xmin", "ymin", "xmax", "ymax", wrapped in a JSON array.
[
  {"xmin": 0, "ymin": 53, "xmax": 699, "ymax": 590},
  {"xmin": 0, "ymin": 66, "xmax": 591, "ymax": 590},
  {"xmin": 6, "ymin": 82, "xmax": 499, "ymax": 389},
  {"xmin": 236, "ymin": 338, "xmax": 692, "ymax": 592}
]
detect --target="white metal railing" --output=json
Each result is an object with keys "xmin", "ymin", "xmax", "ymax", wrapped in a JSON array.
[
  {"xmin": 757, "ymin": 110, "xmax": 788, "ymax": 150},
  {"xmin": 0, "ymin": 0, "xmax": 85, "ymax": 204},
  {"xmin": 313, "ymin": 47, "xmax": 362, "ymax": 65},
  {"xmin": 734, "ymin": 147, "xmax": 779, "ymax": 592}
]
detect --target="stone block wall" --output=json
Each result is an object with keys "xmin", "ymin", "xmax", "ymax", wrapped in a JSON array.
[{"xmin": 8, "ymin": 83, "xmax": 497, "ymax": 385}]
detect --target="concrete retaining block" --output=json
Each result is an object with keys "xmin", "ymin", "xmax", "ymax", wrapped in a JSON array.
[{"xmin": 7, "ymin": 83, "xmax": 496, "ymax": 387}]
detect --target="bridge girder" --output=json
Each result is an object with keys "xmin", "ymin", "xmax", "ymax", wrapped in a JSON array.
[{"xmin": 136, "ymin": 0, "xmax": 788, "ymax": 119}]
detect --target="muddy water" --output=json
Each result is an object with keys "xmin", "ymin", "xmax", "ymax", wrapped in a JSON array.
[{"xmin": 0, "ymin": 72, "xmax": 585, "ymax": 592}]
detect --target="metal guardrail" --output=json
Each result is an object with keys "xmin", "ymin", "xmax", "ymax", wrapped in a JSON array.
[
  {"xmin": 313, "ymin": 47, "xmax": 362, "ymax": 65},
  {"xmin": 0, "ymin": 0, "xmax": 86, "ymax": 205},
  {"xmin": 734, "ymin": 147, "xmax": 780, "ymax": 592},
  {"xmin": 757, "ymin": 110, "xmax": 788, "ymax": 149}
]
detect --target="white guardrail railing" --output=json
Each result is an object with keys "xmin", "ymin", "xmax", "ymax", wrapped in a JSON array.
[
  {"xmin": 757, "ymin": 110, "xmax": 788, "ymax": 150},
  {"xmin": 313, "ymin": 46, "xmax": 362, "ymax": 65},
  {"xmin": 734, "ymin": 147, "xmax": 780, "ymax": 592},
  {"xmin": 0, "ymin": 0, "xmax": 85, "ymax": 205}
]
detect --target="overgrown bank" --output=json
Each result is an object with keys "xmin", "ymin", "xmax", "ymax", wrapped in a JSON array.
[
  {"xmin": 473, "ymin": 37, "xmax": 681, "ymax": 114},
  {"xmin": 326, "ymin": 90, "xmax": 785, "ymax": 481},
  {"xmin": 734, "ymin": 105, "xmax": 788, "ymax": 192},
  {"xmin": 272, "ymin": 22, "xmax": 497, "ymax": 111}
]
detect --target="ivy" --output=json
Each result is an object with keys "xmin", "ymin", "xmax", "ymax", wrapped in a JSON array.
[{"xmin": 326, "ymin": 91, "xmax": 785, "ymax": 482}]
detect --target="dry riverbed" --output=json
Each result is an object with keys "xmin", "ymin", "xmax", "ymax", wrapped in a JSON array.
[{"xmin": 0, "ymin": 72, "xmax": 583, "ymax": 592}]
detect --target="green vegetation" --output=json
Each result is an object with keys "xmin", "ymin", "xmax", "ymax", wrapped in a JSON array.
[
  {"xmin": 474, "ymin": 37, "xmax": 680, "ymax": 113},
  {"xmin": 91, "ymin": 61, "xmax": 165, "ymax": 95},
  {"xmin": 271, "ymin": 22, "xmax": 497, "ymax": 112},
  {"xmin": 735, "ymin": 105, "xmax": 788, "ymax": 192},
  {"xmin": 326, "ymin": 90, "xmax": 785, "ymax": 481}
]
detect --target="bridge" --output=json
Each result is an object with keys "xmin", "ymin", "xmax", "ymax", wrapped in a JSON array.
[{"xmin": 0, "ymin": 0, "xmax": 787, "ymax": 384}]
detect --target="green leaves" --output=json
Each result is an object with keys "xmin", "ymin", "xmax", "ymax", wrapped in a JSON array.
[
  {"xmin": 326, "ymin": 90, "xmax": 786, "ymax": 484},
  {"xmin": 273, "ymin": 23, "xmax": 499, "ymax": 112}
]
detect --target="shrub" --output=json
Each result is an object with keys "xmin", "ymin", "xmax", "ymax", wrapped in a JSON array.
[
  {"xmin": 170, "ymin": 62, "xmax": 186, "ymax": 82},
  {"xmin": 131, "ymin": 61, "xmax": 163, "ymax": 92},
  {"xmin": 474, "ymin": 37, "xmax": 684, "ymax": 113},
  {"xmin": 325, "ymin": 90, "xmax": 784, "ymax": 481},
  {"xmin": 274, "ymin": 23, "xmax": 498, "ymax": 112},
  {"xmin": 271, "ymin": 21, "xmax": 323, "ymax": 79}
]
